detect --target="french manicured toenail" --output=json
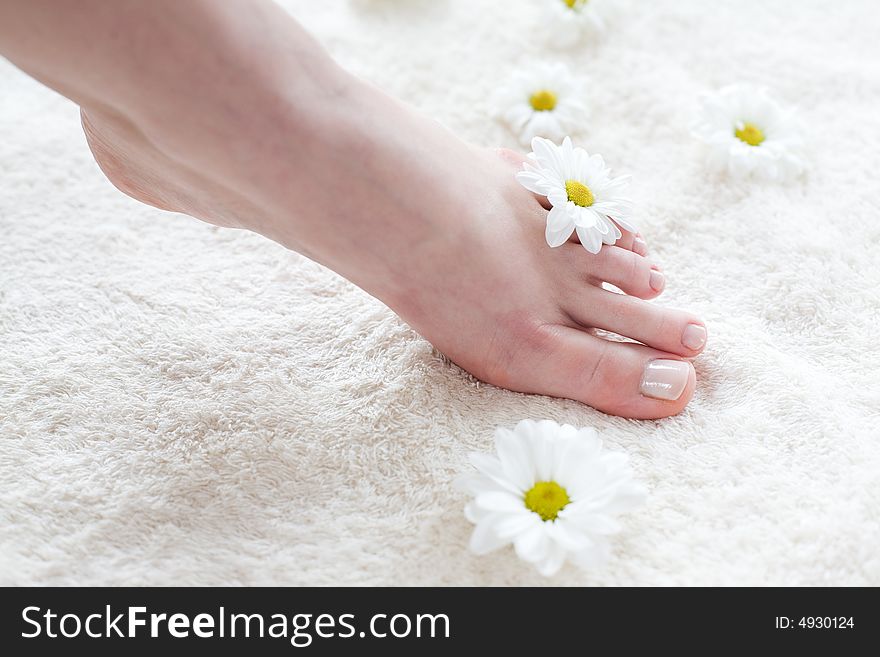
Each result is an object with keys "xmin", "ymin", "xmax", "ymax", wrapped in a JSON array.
[
  {"xmin": 682, "ymin": 324, "xmax": 707, "ymax": 351},
  {"xmin": 633, "ymin": 238, "xmax": 648, "ymax": 255},
  {"xmin": 640, "ymin": 359, "xmax": 691, "ymax": 401},
  {"xmin": 649, "ymin": 270, "xmax": 665, "ymax": 292}
]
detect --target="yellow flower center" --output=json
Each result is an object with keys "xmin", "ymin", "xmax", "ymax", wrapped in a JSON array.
[
  {"xmin": 734, "ymin": 122, "xmax": 765, "ymax": 147},
  {"xmin": 529, "ymin": 89, "xmax": 558, "ymax": 112},
  {"xmin": 564, "ymin": 0, "xmax": 589, "ymax": 10},
  {"xmin": 565, "ymin": 180, "xmax": 594, "ymax": 207},
  {"xmin": 524, "ymin": 481, "xmax": 570, "ymax": 522}
]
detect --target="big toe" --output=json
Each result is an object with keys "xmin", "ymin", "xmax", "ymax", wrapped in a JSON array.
[{"xmin": 513, "ymin": 325, "xmax": 696, "ymax": 419}]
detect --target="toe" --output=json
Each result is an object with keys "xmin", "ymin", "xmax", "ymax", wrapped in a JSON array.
[
  {"xmin": 570, "ymin": 244, "xmax": 664, "ymax": 299},
  {"xmin": 494, "ymin": 147, "xmax": 551, "ymax": 209},
  {"xmin": 520, "ymin": 325, "xmax": 695, "ymax": 419},
  {"xmin": 495, "ymin": 147, "xmax": 527, "ymax": 169},
  {"xmin": 565, "ymin": 287, "xmax": 708, "ymax": 357},
  {"xmin": 614, "ymin": 228, "xmax": 649, "ymax": 256}
]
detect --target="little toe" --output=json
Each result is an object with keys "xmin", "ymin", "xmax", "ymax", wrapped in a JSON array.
[
  {"xmin": 520, "ymin": 325, "xmax": 695, "ymax": 419},
  {"xmin": 566, "ymin": 287, "xmax": 708, "ymax": 357}
]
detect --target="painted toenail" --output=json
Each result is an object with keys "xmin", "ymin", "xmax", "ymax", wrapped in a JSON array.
[
  {"xmin": 682, "ymin": 324, "xmax": 707, "ymax": 351},
  {"xmin": 649, "ymin": 270, "xmax": 665, "ymax": 292},
  {"xmin": 640, "ymin": 359, "xmax": 691, "ymax": 401},
  {"xmin": 633, "ymin": 238, "xmax": 648, "ymax": 256}
]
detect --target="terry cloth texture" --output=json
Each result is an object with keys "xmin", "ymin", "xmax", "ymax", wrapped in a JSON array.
[{"xmin": 1, "ymin": 0, "xmax": 879, "ymax": 585}]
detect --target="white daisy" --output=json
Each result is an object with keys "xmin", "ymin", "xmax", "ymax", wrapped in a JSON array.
[
  {"xmin": 542, "ymin": 0, "xmax": 609, "ymax": 49},
  {"xmin": 491, "ymin": 62, "xmax": 587, "ymax": 146},
  {"xmin": 691, "ymin": 84, "xmax": 806, "ymax": 181},
  {"xmin": 457, "ymin": 420, "xmax": 646, "ymax": 577},
  {"xmin": 516, "ymin": 136, "xmax": 636, "ymax": 253}
]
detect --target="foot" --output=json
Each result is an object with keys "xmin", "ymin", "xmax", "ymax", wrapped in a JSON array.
[
  {"xmin": 80, "ymin": 70, "xmax": 705, "ymax": 420},
  {"xmin": 384, "ymin": 143, "xmax": 707, "ymax": 420}
]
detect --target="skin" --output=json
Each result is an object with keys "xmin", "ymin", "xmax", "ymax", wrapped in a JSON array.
[{"xmin": 0, "ymin": 0, "xmax": 707, "ymax": 419}]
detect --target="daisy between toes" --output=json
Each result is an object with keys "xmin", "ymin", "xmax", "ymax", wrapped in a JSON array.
[{"xmin": 516, "ymin": 136, "xmax": 635, "ymax": 253}]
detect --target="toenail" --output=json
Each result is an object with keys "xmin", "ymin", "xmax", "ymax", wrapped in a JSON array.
[
  {"xmin": 640, "ymin": 359, "xmax": 691, "ymax": 401},
  {"xmin": 633, "ymin": 238, "xmax": 648, "ymax": 256},
  {"xmin": 682, "ymin": 324, "xmax": 707, "ymax": 351},
  {"xmin": 649, "ymin": 270, "xmax": 665, "ymax": 292}
]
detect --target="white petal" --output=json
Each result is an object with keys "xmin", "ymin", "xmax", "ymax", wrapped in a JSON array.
[
  {"xmin": 535, "ymin": 542, "xmax": 568, "ymax": 577},
  {"xmin": 468, "ymin": 521, "xmax": 510, "ymax": 555},
  {"xmin": 454, "ymin": 472, "xmax": 503, "ymax": 497},
  {"xmin": 575, "ymin": 425, "xmax": 600, "ymax": 443},
  {"xmin": 610, "ymin": 213, "xmax": 637, "ymax": 233},
  {"xmin": 467, "ymin": 452, "xmax": 502, "ymax": 475},
  {"xmin": 494, "ymin": 429, "xmax": 535, "ymax": 490},
  {"xmin": 569, "ymin": 474, "xmax": 646, "ymax": 516},
  {"xmin": 518, "ymin": 420, "xmax": 556, "ymax": 481},
  {"xmin": 515, "ymin": 170, "xmax": 552, "ymax": 196},
  {"xmin": 576, "ymin": 225, "xmax": 603, "ymax": 254},
  {"xmin": 546, "ymin": 518, "xmax": 590, "ymax": 550},
  {"xmin": 553, "ymin": 422, "xmax": 580, "ymax": 441},
  {"xmin": 467, "ymin": 452, "xmax": 522, "ymax": 495},
  {"xmin": 529, "ymin": 429, "xmax": 554, "ymax": 482},
  {"xmin": 583, "ymin": 152, "xmax": 606, "ymax": 181},
  {"xmin": 513, "ymin": 522, "xmax": 551, "ymax": 563},
  {"xmin": 571, "ymin": 206, "xmax": 598, "ymax": 228},
  {"xmin": 464, "ymin": 502, "xmax": 487, "ymax": 524},
  {"xmin": 545, "ymin": 209, "xmax": 575, "ymax": 248},
  {"xmin": 493, "ymin": 511, "xmax": 538, "ymax": 539},
  {"xmin": 474, "ymin": 490, "xmax": 526, "ymax": 513},
  {"xmin": 530, "ymin": 137, "xmax": 565, "ymax": 177},
  {"xmin": 513, "ymin": 418, "xmax": 539, "ymax": 434},
  {"xmin": 533, "ymin": 419, "xmax": 561, "ymax": 438},
  {"xmin": 561, "ymin": 135, "xmax": 574, "ymax": 162},
  {"xmin": 546, "ymin": 203, "xmax": 572, "ymax": 233},
  {"xmin": 553, "ymin": 436, "xmax": 601, "ymax": 487},
  {"xmin": 547, "ymin": 190, "xmax": 568, "ymax": 207},
  {"xmin": 502, "ymin": 104, "xmax": 535, "ymax": 132},
  {"xmin": 525, "ymin": 112, "xmax": 564, "ymax": 143},
  {"xmin": 601, "ymin": 218, "xmax": 622, "ymax": 244}
]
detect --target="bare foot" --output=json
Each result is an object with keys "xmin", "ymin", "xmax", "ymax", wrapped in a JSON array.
[{"xmin": 79, "ymin": 52, "xmax": 705, "ymax": 420}]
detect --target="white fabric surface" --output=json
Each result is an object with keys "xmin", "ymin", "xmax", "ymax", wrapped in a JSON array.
[{"xmin": 1, "ymin": 0, "xmax": 879, "ymax": 585}]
